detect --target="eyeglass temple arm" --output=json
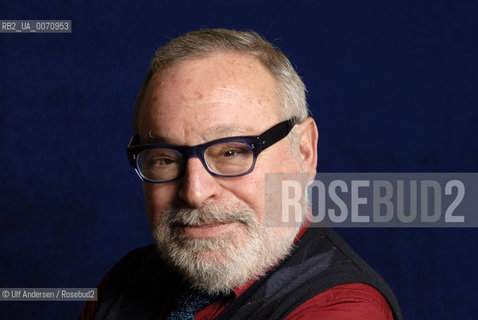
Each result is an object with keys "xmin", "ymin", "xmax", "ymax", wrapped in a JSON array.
[
  {"xmin": 126, "ymin": 135, "xmax": 140, "ymax": 167},
  {"xmin": 257, "ymin": 118, "xmax": 297, "ymax": 151}
]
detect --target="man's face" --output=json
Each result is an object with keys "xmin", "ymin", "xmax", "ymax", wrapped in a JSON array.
[{"xmin": 136, "ymin": 51, "xmax": 306, "ymax": 292}]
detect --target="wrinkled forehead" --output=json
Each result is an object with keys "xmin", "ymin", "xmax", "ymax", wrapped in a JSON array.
[{"xmin": 136, "ymin": 52, "xmax": 281, "ymax": 143}]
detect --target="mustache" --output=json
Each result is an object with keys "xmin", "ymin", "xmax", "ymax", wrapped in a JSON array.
[{"xmin": 161, "ymin": 203, "xmax": 256, "ymax": 228}]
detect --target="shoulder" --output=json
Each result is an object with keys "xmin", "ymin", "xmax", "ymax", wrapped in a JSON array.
[{"xmin": 285, "ymin": 283, "xmax": 394, "ymax": 320}]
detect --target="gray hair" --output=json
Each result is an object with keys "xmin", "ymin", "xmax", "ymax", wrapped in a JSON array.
[{"xmin": 133, "ymin": 29, "xmax": 309, "ymax": 152}]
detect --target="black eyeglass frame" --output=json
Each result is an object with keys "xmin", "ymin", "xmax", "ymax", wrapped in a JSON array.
[{"xmin": 126, "ymin": 118, "xmax": 297, "ymax": 183}]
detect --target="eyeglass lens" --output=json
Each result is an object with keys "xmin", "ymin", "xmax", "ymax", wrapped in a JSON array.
[{"xmin": 137, "ymin": 141, "xmax": 254, "ymax": 181}]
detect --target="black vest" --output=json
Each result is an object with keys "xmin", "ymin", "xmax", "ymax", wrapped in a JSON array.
[{"xmin": 95, "ymin": 227, "xmax": 402, "ymax": 320}]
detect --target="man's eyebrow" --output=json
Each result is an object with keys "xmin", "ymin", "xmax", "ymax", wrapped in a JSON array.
[
  {"xmin": 142, "ymin": 125, "xmax": 257, "ymax": 145},
  {"xmin": 211, "ymin": 125, "xmax": 256, "ymax": 137}
]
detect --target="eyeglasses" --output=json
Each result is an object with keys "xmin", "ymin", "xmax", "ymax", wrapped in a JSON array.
[{"xmin": 126, "ymin": 118, "xmax": 297, "ymax": 183}]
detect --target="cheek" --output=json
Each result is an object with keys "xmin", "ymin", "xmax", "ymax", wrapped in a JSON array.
[
  {"xmin": 224, "ymin": 175, "xmax": 267, "ymax": 223},
  {"xmin": 267, "ymin": 144, "xmax": 302, "ymax": 174},
  {"xmin": 238, "ymin": 145, "xmax": 301, "ymax": 223},
  {"xmin": 143, "ymin": 183, "xmax": 178, "ymax": 228}
]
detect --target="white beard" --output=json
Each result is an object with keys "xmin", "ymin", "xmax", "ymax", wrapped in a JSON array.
[{"xmin": 152, "ymin": 201, "xmax": 300, "ymax": 295}]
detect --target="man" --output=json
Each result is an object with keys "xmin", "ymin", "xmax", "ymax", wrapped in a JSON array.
[{"xmin": 80, "ymin": 28, "xmax": 402, "ymax": 319}]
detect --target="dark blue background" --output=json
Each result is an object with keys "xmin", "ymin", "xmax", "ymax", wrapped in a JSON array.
[{"xmin": 1, "ymin": 1, "xmax": 477, "ymax": 319}]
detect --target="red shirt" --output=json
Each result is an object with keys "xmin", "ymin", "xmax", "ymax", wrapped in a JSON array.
[{"xmin": 191, "ymin": 282, "xmax": 393, "ymax": 320}]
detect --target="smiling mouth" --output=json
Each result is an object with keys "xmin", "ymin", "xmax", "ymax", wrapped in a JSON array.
[{"xmin": 177, "ymin": 222, "xmax": 234, "ymax": 238}]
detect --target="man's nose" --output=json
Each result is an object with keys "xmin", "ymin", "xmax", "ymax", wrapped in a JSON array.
[{"xmin": 177, "ymin": 158, "xmax": 220, "ymax": 208}]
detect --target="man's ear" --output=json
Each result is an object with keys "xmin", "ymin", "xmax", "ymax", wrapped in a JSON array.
[{"xmin": 297, "ymin": 117, "xmax": 319, "ymax": 173}]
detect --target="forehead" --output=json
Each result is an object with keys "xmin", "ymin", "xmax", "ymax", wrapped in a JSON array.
[{"xmin": 137, "ymin": 51, "xmax": 280, "ymax": 144}]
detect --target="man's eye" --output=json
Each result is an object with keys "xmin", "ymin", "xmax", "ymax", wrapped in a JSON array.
[
  {"xmin": 150, "ymin": 157, "xmax": 176, "ymax": 166},
  {"xmin": 223, "ymin": 149, "xmax": 239, "ymax": 157},
  {"xmin": 221, "ymin": 148, "xmax": 247, "ymax": 158},
  {"xmin": 206, "ymin": 143, "xmax": 252, "ymax": 163}
]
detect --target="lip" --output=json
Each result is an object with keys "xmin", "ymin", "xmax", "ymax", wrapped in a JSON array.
[{"xmin": 180, "ymin": 222, "xmax": 232, "ymax": 238}]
